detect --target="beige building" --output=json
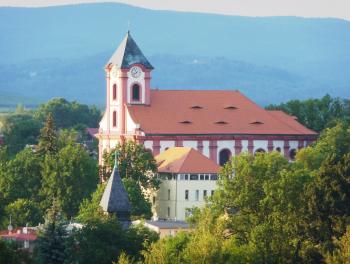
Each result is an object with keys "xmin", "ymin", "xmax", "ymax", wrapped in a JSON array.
[{"xmin": 152, "ymin": 147, "xmax": 220, "ymax": 221}]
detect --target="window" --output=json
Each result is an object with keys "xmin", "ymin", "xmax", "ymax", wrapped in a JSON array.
[
  {"xmin": 185, "ymin": 190, "xmax": 189, "ymax": 200},
  {"xmin": 289, "ymin": 149, "xmax": 297, "ymax": 161},
  {"xmin": 167, "ymin": 207, "xmax": 170, "ymax": 218},
  {"xmin": 185, "ymin": 174, "xmax": 188, "ymax": 180},
  {"xmin": 219, "ymin": 149, "xmax": 231, "ymax": 166},
  {"xmin": 203, "ymin": 190, "xmax": 207, "ymax": 198},
  {"xmin": 211, "ymin": 190, "xmax": 215, "ymax": 196},
  {"xmin": 200, "ymin": 174, "xmax": 204, "ymax": 180},
  {"xmin": 167, "ymin": 174, "xmax": 172, "ymax": 180},
  {"xmin": 210, "ymin": 174, "xmax": 218, "ymax": 181},
  {"xmin": 152, "ymin": 196, "xmax": 156, "ymax": 205},
  {"xmin": 255, "ymin": 148, "xmax": 266, "ymax": 155},
  {"xmin": 180, "ymin": 174, "xmax": 186, "ymax": 180},
  {"xmin": 190, "ymin": 174, "xmax": 198, "ymax": 180},
  {"xmin": 168, "ymin": 189, "xmax": 170, "ymax": 200},
  {"xmin": 132, "ymin": 84, "xmax": 140, "ymax": 101},
  {"xmin": 112, "ymin": 111, "xmax": 117, "ymax": 127},
  {"xmin": 112, "ymin": 84, "xmax": 117, "ymax": 100},
  {"xmin": 276, "ymin": 147, "xmax": 281, "ymax": 152},
  {"xmin": 195, "ymin": 190, "xmax": 199, "ymax": 201},
  {"xmin": 205, "ymin": 174, "xmax": 209, "ymax": 180}
]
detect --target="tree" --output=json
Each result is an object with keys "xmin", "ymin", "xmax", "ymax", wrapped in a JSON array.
[
  {"xmin": 65, "ymin": 217, "xmax": 126, "ymax": 264},
  {"xmin": 104, "ymin": 141, "xmax": 159, "ymax": 190},
  {"xmin": 76, "ymin": 183, "xmax": 107, "ymax": 223},
  {"xmin": 34, "ymin": 97, "xmax": 101, "ymax": 130},
  {"xmin": 40, "ymin": 143, "xmax": 98, "ymax": 218},
  {"xmin": 299, "ymin": 123, "xmax": 350, "ymax": 252},
  {"xmin": 35, "ymin": 201, "xmax": 68, "ymax": 264},
  {"xmin": 2, "ymin": 113, "xmax": 41, "ymax": 155},
  {"xmin": 266, "ymin": 95, "xmax": 349, "ymax": 132},
  {"xmin": 37, "ymin": 112, "xmax": 58, "ymax": 156},
  {"xmin": 123, "ymin": 178, "xmax": 152, "ymax": 219},
  {"xmin": 0, "ymin": 147, "xmax": 42, "ymax": 223},
  {"xmin": 4, "ymin": 198, "xmax": 43, "ymax": 227}
]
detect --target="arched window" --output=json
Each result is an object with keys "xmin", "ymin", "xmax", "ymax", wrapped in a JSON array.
[
  {"xmin": 219, "ymin": 149, "xmax": 231, "ymax": 166},
  {"xmin": 112, "ymin": 84, "xmax": 117, "ymax": 100},
  {"xmin": 132, "ymin": 84, "xmax": 140, "ymax": 101},
  {"xmin": 275, "ymin": 147, "xmax": 281, "ymax": 153},
  {"xmin": 112, "ymin": 111, "xmax": 117, "ymax": 127},
  {"xmin": 289, "ymin": 149, "xmax": 297, "ymax": 161},
  {"xmin": 255, "ymin": 148, "xmax": 266, "ymax": 155}
]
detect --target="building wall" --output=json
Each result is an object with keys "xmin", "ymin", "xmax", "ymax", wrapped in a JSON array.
[{"xmin": 153, "ymin": 173, "xmax": 218, "ymax": 221}]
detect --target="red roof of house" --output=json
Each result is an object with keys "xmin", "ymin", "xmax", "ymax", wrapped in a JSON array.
[
  {"xmin": 155, "ymin": 147, "xmax": 220, "ymax": 174},
  {"xmin": 127, "ymin": 90, "xmax": 317, "ymax": 136},
  {"xmin": 0, "ymin": 228, "xmax": 37, "ymax": 241}
]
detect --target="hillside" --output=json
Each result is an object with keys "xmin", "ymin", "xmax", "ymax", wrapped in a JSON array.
[{"xmin": 0, "ymin": 3, "xmax": 349, "ymax": 106}]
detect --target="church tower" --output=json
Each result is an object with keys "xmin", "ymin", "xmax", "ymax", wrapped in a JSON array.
[{"xmin": 98, "ymin": 32, "xmax": 153, "ymax": 163}]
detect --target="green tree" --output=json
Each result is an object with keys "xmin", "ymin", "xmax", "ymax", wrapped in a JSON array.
[
  {"xmin": 76, "ymin": 183, "xmax": 107, "ymax": 223},
  {"xmin": 40, "ymin": 143, "xmax": 98, "ymax": 218},
  {"xmin": 104, "ymin": 141, "xmax": 159, "ymax": 190},
  {"xmin": 2, "ymin": 113, "xmax": 41, "ymax": 155},
  {"xmin": 4, "ymin": 198, "xmax": 43, "ymax": 227},
  {"xmin": 35, "ymin": 201, "xmax": 67, "ymax": 264},
  {"xmin": 37, "ymin": 112, "xmax": 58, "ymax": 156},
  {"xmin": 123, "ymin": 178, "xmax": 152, "ymax": 219},
  {"xmin": 266, "ymin": 95, "xmax": 349, "ymax": 132},
  {"xmin": 34, "ymin": 97, "xmax": 101, "ymax": 130},
  {"xmin": 0, "ymin": 148, "xmax": 42, "ymax": 204}
]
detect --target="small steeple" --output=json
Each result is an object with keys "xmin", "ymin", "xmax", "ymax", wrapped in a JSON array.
[
  {"xmin": 107, "ymin": 31, "xmax": 153, "ymax": 69},
  {"xmin": 99, "ymin": 154, "xmax": 131, "ymax": 222}
]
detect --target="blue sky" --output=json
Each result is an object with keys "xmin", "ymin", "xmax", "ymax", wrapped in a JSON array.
[{"xmin": 1, "ymin": 0, "xmax": 349, "ymax": 20}]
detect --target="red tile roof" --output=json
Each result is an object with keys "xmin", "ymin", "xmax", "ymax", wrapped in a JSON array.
[
  {"xmin": 155, "ymin": 147, "xmax": 220, "ymax": 174},
  {"xmin": 127, "ymin": 90, "xmax": 317, "ymax": 136},
  {"xmin": 0, "ymin": 228, "xmax": 37, "ymax": 241}
]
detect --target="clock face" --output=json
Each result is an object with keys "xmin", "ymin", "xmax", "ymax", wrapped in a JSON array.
[{"xmin": 130, "ymin": 66, "xmax": 142, "ymax": 78}]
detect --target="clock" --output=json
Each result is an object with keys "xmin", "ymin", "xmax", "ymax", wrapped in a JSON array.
[{"xmin": 130, "ymin": 66, "xmax": 142, "ymax": 78}]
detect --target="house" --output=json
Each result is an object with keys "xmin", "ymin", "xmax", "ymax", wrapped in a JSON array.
[
  {"xmin": 97, "ymin": 31, "xmax": 317, "ymax": 166},
  {"xmin": 0, "ymin": 226, "xmax": 38, "ymax": 251},
  {"xmin": 153, "ymin": 147, "xmax": 220, "ymax": 221},
  {"xmin": 133, "ymin": 219, "xmax": 192, "ymax": 238}
]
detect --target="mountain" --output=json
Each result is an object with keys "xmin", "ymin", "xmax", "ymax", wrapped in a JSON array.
[{"xmin": 0, "ymin": 3, "xmax": 349, "ymax": 106}]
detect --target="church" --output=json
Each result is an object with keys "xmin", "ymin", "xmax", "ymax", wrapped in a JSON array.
[{"xmin": 97, "ymin": 31, "xmax": 317, "ymax": 166}]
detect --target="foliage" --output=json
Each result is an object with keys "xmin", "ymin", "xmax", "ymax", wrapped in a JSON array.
[
  {"xmin": 37, "ymin": 112, "xmax": 58, "ymax": 156},
  {"xmin": 35, "ymin": 201, "xmax": 68, "ymax": 264},
  {"xmin": 103, "ymin": 141, "xmax": 159, "ymax": 190},
  {"xmin": 76, "ymin": 183, "xmax": 107, "ymax": 223},
  {"xmin": 4, "ymin": 198, "xmax": 43, "ymax": 227},
  {"xmin": 266, "ymin": 95, "xmax": 350, "ymax": 132},
  {"xmin": 326, "ymin": 226, "xmax": 350, "ymax": 263},
  {"xmin": 40, "ymin": 143, "xmax": 98, "ymax": 218},
  {"xmin": 123, "ymin": 178, "xmax": 152, "ymax": 219},
  {"xmin": 0, "ymin": 147, "xmax": 42, "ymax": 203},
  {"xmin": 0, "ymin": 239, "xmax": 30, "ymax": 264},
  {"xmin": 1, "ymin": 113, "xmax": 41, "ymax": 155},
  {"xmin": 65, "ymin": 217, "xmax": 125, "ymax": 264},
  {"xmin": 34, "ymin": 97, "xmax": 101, "ymax": 130}
]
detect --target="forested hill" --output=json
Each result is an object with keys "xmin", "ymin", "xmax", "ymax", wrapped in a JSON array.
[{"xmin": 0, "ymin": 3, "xmax": 349, "ymax": 106}]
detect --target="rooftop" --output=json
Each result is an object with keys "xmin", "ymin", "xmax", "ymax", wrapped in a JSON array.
[
  {"xmin": 155, "ymin": 147, "xmax": 220, "ymax": 174},
  {"xmin": 128, "ymin": 90, "xmax": 317, "ymax": 136},
  {"xmin": 107, "ymin": 31, "xmax": 153, "ymax": 70}
]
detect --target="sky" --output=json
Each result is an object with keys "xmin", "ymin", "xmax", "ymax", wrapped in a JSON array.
[{"xmin": 0, "ymin": 0, "xmax": 350, "ymax": 20}]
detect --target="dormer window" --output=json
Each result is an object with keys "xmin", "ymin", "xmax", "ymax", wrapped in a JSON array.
[
  {"xmin": 191, "ymin": 105, "xmax": 203, "ymax": 109},
  {"xmin": 224, "ymin": 105, "xmax": 238, "ymax": 110},
  {"xmin": 179, "ymin": 120, "xmax": 192, "ymax": 124},
  {"xmin": 132, "ymin": 84, "xmax": 140, "ymax": 101},
  {"xmin": 215, "ymin": 121, "xmax": 228, "ymax": 125},
  {"xmin": 250, "ymin": 120, "xmax": 264, "ymax": 125}
]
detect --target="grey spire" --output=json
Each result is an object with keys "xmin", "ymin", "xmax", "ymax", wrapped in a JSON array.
[
  {"xmin": 107, "ymin": 31, "xmax": 153, "ymax": 69},
  {"xmin": 99, "ymin": 159, "xmax": 131, "ymax": 218}
]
